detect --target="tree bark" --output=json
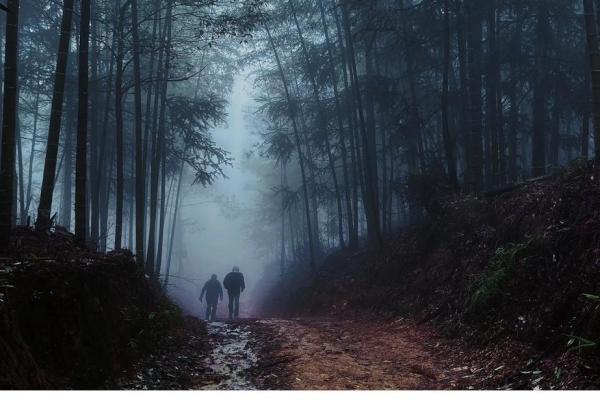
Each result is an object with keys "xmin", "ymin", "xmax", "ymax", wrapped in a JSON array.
[
  {"xmin": 584, "ymin": 0, "xmax": 600, "ymax": 158},
  {"xmin": 36, "ymin": 0, "xmax": 74, "ymax": 230},
  {"xmin": 131, "ymin": 0, "xmax": 145, "ymax": 269},
  {"xmin": 60, "ymin": 87, "xmax": 75, "ymax": 228},
  {"xmin": 89, "ymin": 2, "xmax": 100, "ymax": 248},
  {"xmin": 531, "ymin": 3, "xmax": 548, "ymax": 177},
  {"xmin": 486, "ymin": 0, "xmax": 499, "ymax": 187},
  {"xmin": 289, "ymin": 0, "xmax": 345, "ymax": 249},
  {"xmin": 0, "ymin": 0, "xmax": 20, "ymax": 245},
  {"xmin": 114, "ymin": 0, "xmax": 126, "ymax": 249},
  {"xmin": 164, "ymin": 157, "xmax": 185, "ymax": 291},
  {"xmin": 332, "ymin": 2, "xmax": 359, "ymax": 244},
  {"xmin": 341, "ymin": 2, "xmax": 382, "ymax": 246},
  {"xmin": 441, "ymin": 0, "xmax": 458, "ymax": 187},
  {"xmin": 265, "ymin": 23, "xmax": 316, "ymax": 271},
  {"xmin": 318, "ymin": 0, "xmax": 354, "ymax": 247},
  {"xmin": 25, "ymin": 90, "xmax": 40, "ymax": 216},
  {"xmin": 465, "ymin": 0, "xmax": 484, "ymax": 190},
  {"xmin": 148, "ymin": 0, "xmax": 173, "ymax": 276},
  {"xmin": 75, "ymin": 0, "xmax": 91, "ymax": 245}
]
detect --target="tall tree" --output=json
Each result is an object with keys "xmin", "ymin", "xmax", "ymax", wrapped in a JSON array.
[
  {"xmin": 584, "ymin": 0, "xmax": 600, "ymax": 157},
  {"xmin": 441, "ymin": 0, "xmax": 458, "ymax": 187},
  {"xmin": 531, "ymin": 2, "xmax": 548, "ymax": 177},
  {"xmin": 131, "ymin": 0, "xmax": 145, "ymax": 269},
  {"xmin": 0, "ymin": 0, "xmax": 20, "ymax": 247},
  {"xmin": 341, "ymin": 1, "xmax": 382, "ymax": 245},
  {"xmin": 114, "ymin": 0, "xmax": 125, "ymax": 249},
  {"xmin": 465, "ymin": 0, "xmax": 484, "ymax": 190},
  {"xmin": 75, "ymin": 0, "xmax": 91, "ymax": 245},
  {"xmin": 265, "ymin": 22, "xmax": 316, "ymax": 271},
  {"xmin": 36, "ymin": 0, "xmax": 75, "ymax": 230}
]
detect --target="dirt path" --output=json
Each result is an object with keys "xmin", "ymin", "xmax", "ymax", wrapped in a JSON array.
[
  {"xmin": 200, "ymin": 322, "xmax": 259, "ymax": 389},
  {"xmin": 113, "ymin": 316, "xmax": 588, "ymax": 390},
  {"xmin": 248, "ymin": 318, "xmax": 454, "ymax": 389}
]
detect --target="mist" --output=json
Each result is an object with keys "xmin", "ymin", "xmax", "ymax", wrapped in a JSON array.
[{"xmin": 166, "ymin": 73, "xmax": 275, "ymax": 319}]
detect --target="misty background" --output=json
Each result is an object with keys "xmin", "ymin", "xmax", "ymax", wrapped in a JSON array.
[{"xmin": 167, "ymin": 72, "xmax": 275, "ymax": 319}]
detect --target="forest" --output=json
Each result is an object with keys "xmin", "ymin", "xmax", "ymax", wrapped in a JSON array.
[{"xmin": 1, "ymin": 0, "xmax": 600, "ymax": 392}]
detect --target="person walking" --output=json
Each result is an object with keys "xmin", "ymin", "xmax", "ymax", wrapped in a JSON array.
[
  {"xmin": 199, "ymin": 274, "xmax": 223, "ymax": 321},
  {"xmin": 223, "ymin": 266, "xmax": 245, "ymax": 319}
]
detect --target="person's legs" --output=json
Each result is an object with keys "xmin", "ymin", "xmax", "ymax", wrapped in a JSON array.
[
  {"xmin": 233, "ymin": 294, "xmax": 240, "ymax": 318},
  {"xmin": 205, "ymin": 303, "xmax": 211, "ymax": 321},
  {"xmin": 228, "ymin": 292, "xmax": 234, "ymax": 319},
  {"xmin": 210, "ymin": 301, "xmax": 218, "ymax": 321}
]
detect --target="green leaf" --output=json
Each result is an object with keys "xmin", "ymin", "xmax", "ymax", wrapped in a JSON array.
[{"xmin": 582, "ymin": 293, "xmax": 600, "ymax": 301}]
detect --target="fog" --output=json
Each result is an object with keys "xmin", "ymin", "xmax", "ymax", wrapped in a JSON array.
[
  {"xmin": 2, "ymin": 0, "xmax": 596, "ymax": 323},
  {"xmin": 166, "ymin": 73, "xmax": 275, "ymax": 319}
]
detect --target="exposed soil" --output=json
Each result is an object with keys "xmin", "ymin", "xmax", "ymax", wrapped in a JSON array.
[
  {"xmin": 110, "ymin": 317, "xmax": 214, "ymax": 389},
  {"xmin": 248, "ymin": 317, "xmax": 595, "ymax": 390},
  {"xmin": 250, "ymin": 317, "xmax": 444, "ymax": 389},
  {"xmin": 113, "ymin": 315, "xmax": 597, "ymax": 390},
  {"xmin": 259, "ymin": 161, "xmax": 600, "ymax": 388}
]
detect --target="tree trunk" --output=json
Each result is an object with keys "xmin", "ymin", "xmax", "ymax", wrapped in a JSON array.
[
  {"xmin": 89, "ymin": 3, "xmax": 100, "ymax": 248},
  {"xmin": 341, "ymin": 2, "xmax": 382, "ymax": 246},
  {"xmin": 155, "ymin": 132, "xmax": 167, "ymax": 272},
  {"xmin": 332, "ymin": 3, "xmax": 359, "ymax": 244},
  {"xmin": 583, "ymin": 84, "xmax": 591, "ymax": 159},
  {"xmin": 164, "ymin": 157, "xmax": 185, "ymax": 291},
  {"xmin": 550, "ymin": 95, "xmax": 561, "ymax": 170},
  {"xmin": 318, "ymin": 0, "xmax": 354, "ymax": 247},
  {"xmin": 465, "ymin": 0, "xmax": 484, "ymax": 190},
  {"xmin": 584, "ymin": 0, "xmax": 600, "ymax": 158},
  {"xmin": 36, "ymin": 0, "xmax": 74, "ymax": 230},
  {"xmin": 442, "ymin": 0, "xmax": 457, "ymax": 187},
  {"xmin": 507, "ymin": 12, "xmax": 522, "ymax": 182},
  {"xmin": 75, "ymin": 0, "xmax": 90, "ymax": 245},
  {"xmin": 148, "ymin": 0, "xmax": 173, "ymax": 276},
  {"xmin": 60, "ymin": 88, "xmax": 75, "ymax": 228},
  {"xmin": 531, "ymin": 4, "xmax": 548, "ymax": 177},
  {"xmin": 486, "ymin": 0, "xmax": 499, "ymax": 187},
  {"xmin": 265, "ymin": 23, "xmax": 316, "ymax": 271},
  {"xmin": 0, "ymin": 0, "xmax": 20, "ymax": 246},
  {"xmin": 17, "ymin": 110, "xmax": 25, "ymax": 224},
  {"xmin": 456, "ymin": 1, "xmax": 470, "ymax": 185},
  {"xmin": 289, "ymin": 0, "xmax": 344, "ymax": 249},
  {"xmin": 143, "ymin": 0, "xmax": 161, "ymax": 199},
  {"xmin": 131, "ymin": 0, "xmax": 145, "ymax": 269},
  {"xmin": 25, "ymin": 90, "xmax": 40, "ymax": 216},
  {"xmin": 97, "ymin": 18, "xmax": 116, "ymax": 251},
  {"xmin": 280, "ymin": 163, "xmax": 287, "ymax": 275},
  {"xmin": 114, "ymin": 0, "xmax": 125, "ymax": 249}
]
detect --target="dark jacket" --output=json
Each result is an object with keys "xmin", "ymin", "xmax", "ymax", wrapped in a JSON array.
[
  {"xmin": 223, "ymin": 271, "xmax": 245, "ymax": 294},
  {"xmin": 200, "ymin": 279, "xmax": 223, "ymax": 303}
]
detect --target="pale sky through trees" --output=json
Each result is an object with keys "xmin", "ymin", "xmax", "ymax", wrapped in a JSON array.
[{"xmin": 170, "ymin": 72, "xmax": 270, "ymax": 317}]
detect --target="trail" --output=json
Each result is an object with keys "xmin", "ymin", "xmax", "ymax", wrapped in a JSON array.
[
  {"xmin": 115, "ymin": 317, "xmax": 578, "ymax": 390},
  {"xmin": 200, "ymin": 322, "xmax": 258, "ymax": 390},
  {"xmin": 249, "ymin": 318, "xmax": 447, "ymax": 389}
]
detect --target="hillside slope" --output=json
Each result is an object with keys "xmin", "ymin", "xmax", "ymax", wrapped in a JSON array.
[
  {"xmin": 0, "ymin": 245, "xmax": 185, "ymax": 389},
  {"xmin": 263, "ymin": 161, "xmax": 600, "ymax": 383}
]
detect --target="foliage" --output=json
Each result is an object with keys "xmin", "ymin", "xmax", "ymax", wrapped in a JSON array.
[
  {"xmin": 168, "ymin": 95, "xmax": 231, "ymax": 186},
  {"xmin": 465, "ymin": 238, "xmax": 536, "ymax": 317}
]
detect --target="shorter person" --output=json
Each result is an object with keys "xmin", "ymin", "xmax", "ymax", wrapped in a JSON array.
[{"xmin": 199, "ymin": 274, "xmax": 223, "ymax": 321}]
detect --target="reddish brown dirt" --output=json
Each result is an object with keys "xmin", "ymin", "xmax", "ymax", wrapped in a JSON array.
[
  {"xmin": 250, "ymin": 317, "xmax": 444, "ymax": 389},
  {"xmin": 248, "ymin": 317, "xmax": 595, "ymax": 390},
  {"xmin": 111, "ymin": 316, "xmax": 597, "ymax": 390}
]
